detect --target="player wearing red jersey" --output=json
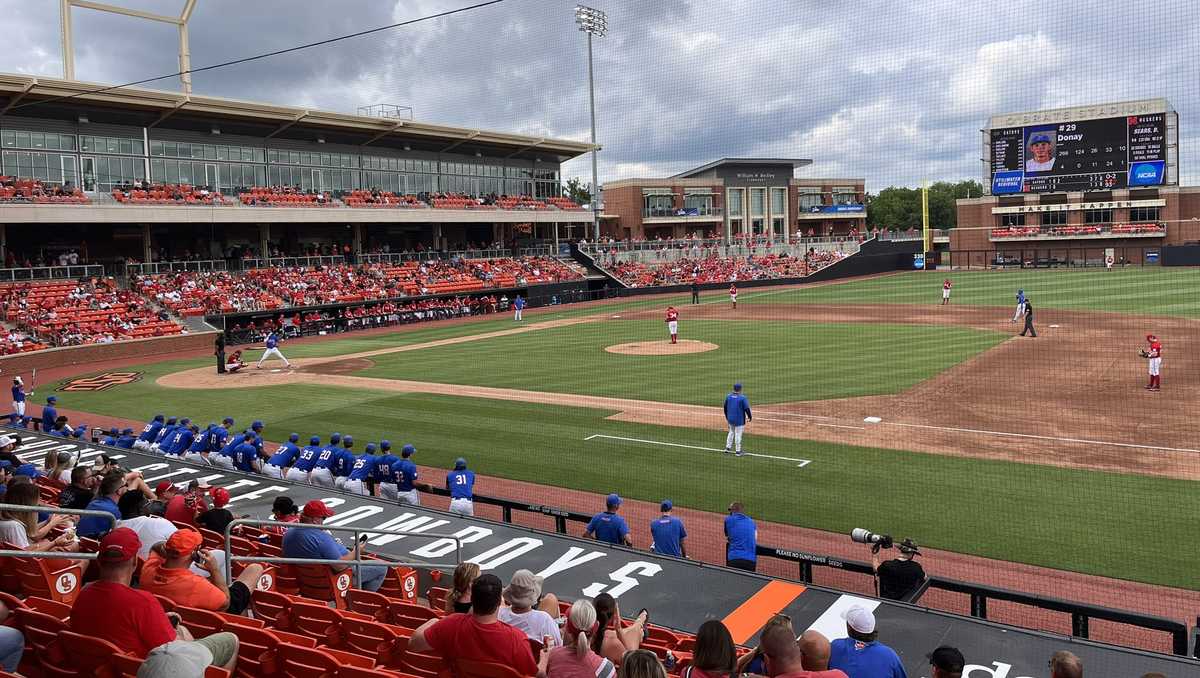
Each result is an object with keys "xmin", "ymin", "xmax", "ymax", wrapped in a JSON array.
[
  {"xmin": 729, "ymin": 284, "xmax": 738, "ymax": 309},
  {"xmin": 665, "ymin": 306, "xmax": 679, "ymax": 344},
  {"xmin": 1141, "ymin": 334, "xmax": 1162, "ymax": 391},
  {"xmin": 942, "ymin": 279, "xmax": 952, "ymax": 305}
]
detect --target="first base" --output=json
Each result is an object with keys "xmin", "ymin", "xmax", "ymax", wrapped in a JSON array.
[{"xmin": 864, "ymin": 416, "xmax": 882, "ymax": 424}]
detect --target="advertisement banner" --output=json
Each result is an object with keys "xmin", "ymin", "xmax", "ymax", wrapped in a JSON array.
[{"xmin": 807, "ymin": 204, "xmax": 865, "ymax": 214}]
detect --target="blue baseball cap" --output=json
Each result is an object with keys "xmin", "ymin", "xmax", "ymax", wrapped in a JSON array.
[
  {"xmin": 243, "ymin": 432, "xmax": 255, "ymax": 440},
  {"xmin": 289, "ymin": 433, "xmax": 300, "ymax": 442},
  {"xmin": 180, "ymin": 417, "xmax": 190, "ymax": 425},
  {"xmin": 122, "ymin": 427, "xmax": 133, "ymax": 434},
  {"xmin": 47, "ymin": 396, "xmax": 57, "ymax": 403},
  {"xmin": 607, "ymin": 493, "xmax": 622, "ymax": 507},
  {"xmin": 152, "ymin": 413, "xmax": 163, "ymax": 421},
  {"xmin": 342, "ymin": 435, "xmax": 353, "ymax": 446},
  {"xmin": 310, "ymin": 436, "xmax": 321, "ymax": 445},
  {"xmin": 330, "ymin": 433, "xmax": 341, "ymax": 443},
  {"xmin": 380, "ymin": 440, "xmax": 391, "ymax": 450},
  {"xmin": 108, "ymin": 427, "xmax": 119, "ymax": 436},
  {"xmin": 365, "ymin": 443, "xmax": 377, "ymax": 453},
  {"xmin": 454, "ymin": 457, "xmax": 467, "ymax": 470},
  {"xmin": 1030, "ymin": 133, "xmax": 1052, "ymax": 144},
  {"xmin": 401, "ymin": 444, "xmax": 415, "ymax": 457},
  {"xmin": 252, "ymin": 420, "xmax": 263, "ymax": 430},
  {"xmin": 72, "ymin": 427, "xmax": 85, "ymax": 438},
  {"xmin": 166, "ymin": 416, "xmax": 177, "ymax": 424},
  {"xmin": 660, "ymin": 499, "xmax": 673, "ymax": 511},
  {"xmin": 223, "ymin": 417, "xmax": 234, "ymax": 425},
  {"xmin": 733, "ymin": 383, "xmax": 742, "ymax": 391}
]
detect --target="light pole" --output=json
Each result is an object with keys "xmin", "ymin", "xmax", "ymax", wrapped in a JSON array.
[{"xmin": 575, "ymin": 5, "xmax": 607, "ymax": 241}]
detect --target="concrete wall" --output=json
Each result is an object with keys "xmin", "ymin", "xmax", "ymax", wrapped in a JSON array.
[{"xmin": 0, "ymin": 331, "xmax": 216, "ymax": 374}]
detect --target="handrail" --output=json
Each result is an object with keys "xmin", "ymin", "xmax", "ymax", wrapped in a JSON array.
[
  {"xmin": 0, "ymin": 264, "xmax": 104, "ymax": 282},
  {"xmin": 222, "ymin": 517, "xmax": 462, "ymax": 586},
  {"xmin": 126, "ymin": 260, "xmax": 228, "ymax": 275},
  {"xmin": 0, "ymin": 503, "xmax": 117, "ymax": 561},
  {"xmin": 241, "ymin": 256, "xmax": 346, "ymax": 270}
]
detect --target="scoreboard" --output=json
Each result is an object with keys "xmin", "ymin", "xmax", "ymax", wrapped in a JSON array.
[{"xmin": 989, "ymin": 111, "xmax": 1169, "ymax": 194}]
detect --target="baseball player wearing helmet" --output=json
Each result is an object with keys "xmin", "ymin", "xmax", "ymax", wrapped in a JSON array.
[
  {"xmin": 256, "ymin": 331, "xmax": 293, "ymax": 370},
  {"xmin": 1141, "ymin": 334, "xmax": 1163, "ymax": 391},
  {"xmin": 11, "ymin": 376, "xmax": 31, "ymax": 416}
]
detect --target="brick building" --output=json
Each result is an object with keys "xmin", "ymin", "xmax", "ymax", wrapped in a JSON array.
[{"xmin": 600, "ymin": 158, "xmax": 865, "ymax": 241}]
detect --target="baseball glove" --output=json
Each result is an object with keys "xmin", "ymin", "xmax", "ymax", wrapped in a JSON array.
[{"xmin": 1139, "ymin": 349, "xmax": 1150, "ymax": 358}]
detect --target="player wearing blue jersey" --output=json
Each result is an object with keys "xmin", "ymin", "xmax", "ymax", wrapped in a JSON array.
[
  {"xmin": 344, "ymin": 443, "xmax": 377, "ymax": 496},
  {"xmin": 392, "ymin": 445, "xmax": 420, "ymax": 506},
  {"xmin": 649, "ymin": 499, "xmax": 687, "ymax": 558},
  {"xmin": 100, "ymin": 427, "xmax": 119, "ymax": 446},
  {"xmin": 288, "ymin": 436, "xmax": 322, "ymax": 483},
  {"xmin": 256, "ymin": 331, "xmax": 293, "ymax": 369},
  {"xmin": 212, "ymin": 427, "xmax": 243, "ymax": 471},
  {"xmin": 233, "ymin": 433, "xmax": 261, "ymax": 473},
  {"xmin": 309, "ymin": 432, "xmax": 341, "ymax": 487},
  {"xmin": 446, "ymin": 458, "xmax": 476, "ymax": 516},
  {"xmin": 115, "ymin": 428, "xmax": 137, "ymax": 449},
  {"xmin": 585, "ymin": 493, "xmax": 632, "ymax": 547},
  {"xmin": 183, "ymin": 423, "xmax": 214, "ymax": 464},
  {"xmin": 372, "ymin": 440, "xmax": 399, "ymax": 500},
  {"xmin": 148, "ymin": 416, "xmax": 179, "ymax": 453},
  {"xmin": 264, "ymin": 433, "xmax": 302, "ymax": 479},
  {"xmin": 163, "ymin": 424, "xmax": 196, "ymax": 456},
  {"xmin": 723, "ymin": 383, "xmax": 752, "ymax": 457},
  {"xmin": 11, "ymin": 376, "xmax": 31, "ymax": 417},
  {"xmin": 133, "ymin": 413, "xmax": 164, "ymax": 451},
  {"xmin": 513, "ymin": 295, "xmax": 526, "ymax": 321},
  {"xmin": 40, "ymin": 396, "xmax": 58, "ymax": 432},
  {"xmin": 332, "ymin": 435, "xmax": 355, "ymax": 490}
]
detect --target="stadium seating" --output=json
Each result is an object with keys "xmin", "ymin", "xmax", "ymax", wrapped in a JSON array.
[
  {"xmin": 609, "ymin": 251, "xmax": 846, "ymax": 287},
  {"xmin": 545, "ymin": 196, "xmax": 585, "ymax": 210},
  {"xmin": 239, "ymin": 187, "xmax": 332, "ymax": 207},
  {"xmin": 0, "ymin": 278, "xmax": 184, "ymax": 347},
  {"xmin": 342, "ymin": 190, "xmax": 425, "ymax": 208},
  {"xmin": 132, "ymin": 271, "xmax": 286, "ymax": 315},
  {"xmin": 111, "ymin": 183, "xmax": 225, "ymax": 205},
  {"xmin": 0, "ymin": 176, "xmax": 89, "ymax": 204},
  {"xmin": 990, "ymin": 223, "xmax": 1167, "ymax": 239}
]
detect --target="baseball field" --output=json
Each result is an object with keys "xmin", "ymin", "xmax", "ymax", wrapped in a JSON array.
[{"xmin": 46, "ymin": 267, "xmax": 1200, "ymax": 594}]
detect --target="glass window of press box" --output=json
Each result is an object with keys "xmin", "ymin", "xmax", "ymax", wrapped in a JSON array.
[
  {"xmin": 797, "ymin": 188, "xmax": 822, "ymax": 210},
  {"xmin": 684, "ymin": 190, "xmax": 715, "ymax": 215},
  {"xmin": 1001, "ymin": 213, "xmax": 1026, "ymax": 227},
  {"xmin": 643, "ymin": 189, "xmax": 674, "ymax": 216},
  {"xmin": 1129, "ymin": 206, "xmax": 1160, "ymax": 222},
  {"xmin": 1041, "ymin": 211, "xmax": 1067, "ymax": 226},
  {"xmin": 832, "ymin": 187, "xmax": 858, "ymax": 205},
  {"xmin": 1084, "ymin": 208, "xmax": 1114, "ymax": 224},
  {"xmin": 1, "ymin": 130, "xmax": 79, "ymax": 186}
]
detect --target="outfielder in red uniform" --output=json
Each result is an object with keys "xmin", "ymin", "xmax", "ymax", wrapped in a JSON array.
[
  {"xmin": 729, "ymin": 284, "xmax": 738, "ymax": 309},
  {"xmin": 1143, "ymin": 334, "xmax": 1162, "ymax": 391},
  {"xmin": 942, "ymin": 279, "xmax": 952, "ymax": 305},
  {"xmin": 665, "ymin": 306, "xmax": 679, "ymax": 344}
]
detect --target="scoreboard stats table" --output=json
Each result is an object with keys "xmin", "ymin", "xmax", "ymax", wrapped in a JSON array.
[{"xmin": 990, "ymin": 113, "xmax": 1167, "ymax": 194}]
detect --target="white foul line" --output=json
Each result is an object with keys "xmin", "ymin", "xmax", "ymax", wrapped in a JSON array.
[
  {"xmin": 757, "ymin": 416, "xmax": 865, "ymax": 430},
  {"xmin": 880, "ymin": 421, "xmax": 1200, "ymax": 455},
  {"xmin": 584, "ymin": 434, "xmax": 811, "ymax": 467}
]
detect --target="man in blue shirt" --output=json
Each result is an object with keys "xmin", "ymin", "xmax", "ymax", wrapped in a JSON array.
[
  {"xmin": 256, "ymin": 331, "xmax": 293, "ymax": 369},
  {"xmin": 513, "ymin": 295, "xmax": 526, "ymax": 321},
  {"xmin": 133, "ymin": 413, "xmax": 164, "ymax": 451},
  {"xmin": 372, "ymin": 440, "xmax": 399, "ymax": 500},
  {"xmin": 392, "ymin": 445, "xmax": 420, "ymax": 506},
  {"xmin": 724, "ymin": 501, "xmax": 757, "ymax": 571},
  {"xmin": 40, "ymin": 396, "xmax": 59, "ymax": 433},
  {"xmin": 205, "ymin": 417, "xmax": 234, "ymax": 457},
  {"xmin": 446, "ymin": 458, "xmax": 475, "ymax": 516},
  {"xmin": 162, "ymin": 424, "xmax": 197, "ymax": 456},
  {"xmin": 289, "ymin": 436, "xmax": 322, "ymax": 483},
  {"xmin": 344, "ymin": 443, "xmax": 377, "ymax": 496},
  {"xmin": 584, "ymin": 493, "xmax": 632, "ymax": 547},
  {"xmin": 310, "ymin": 433, "xmax": 340, "ymax": 487},
  {"xmin": 264, "ymin": 433, "xmax": 302, "ymax": 479},
  {"xmin": 249, "ymin": 420, "xmax": 266, "ymax": 457},
  {"xmin": 829, "ymin": 605, "xmax": 907, "ymax": 678},
  {"xmin": 78, "ymin": 473, "xmax": 125, "ymax": 537},
  {"xmin": 148, "ymin": 416, "xmax": 179, "ymax": 453},
  {"xmin": 100, "ymin": 427, "xmax": 119, "ymax": 446},
  {"xmin": 232, "ymin": 433, "xmax": 261, "ymax": 474},
  {"xmin": 333, "ymin": 435, "xmax": 356, "ymax": 490},
  {"xmin": 723, "ymin": 383, "xmax": 752, "ymax": 457},
  {"xmin": 115, "ymin": 428, "xmax": 137, "ymax": 449},
  {"xmin": 211, "ymin": 428, "xmax": 243, "ymax": 471},
  {"xmin": 183, "ymin": 423, "xmax": 213, "ymax": 463},
  {"xmin": 281, "ymin": 500, "xmax": 387, "ymax": 591},
  {"xmin": 649, "ymin": 499, "xmax": 687, "ymax": 558},
  {"xmin": 10, "ymin": 376, "xmax": 30, "ymax": 417}
]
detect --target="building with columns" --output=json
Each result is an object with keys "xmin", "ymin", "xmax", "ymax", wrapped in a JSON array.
[{"xmin": 600, "ymin": 158, "xmax": 865, "ymax": 241}]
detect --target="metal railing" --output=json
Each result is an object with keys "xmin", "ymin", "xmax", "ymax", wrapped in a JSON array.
[
  {"xmin": 125, "ymin": 260, "xmax": 229, "ymax": 276},
  {"xmin": 0, "ymin": 264, "xmax": 104, "ymax": 282},
  {"xmin": 641, "ymin": 207, "xmax": 723, "ymax": 218},
  {"xmin": 241, "ymin": 255, "xmax": 346, "ymax": 270},
  {"xmin": 222, "ymin": 517, "xmax": 462, "ymax": 586},
  {"xmin": 0, "ymin": 503, "xmax": 117, "ymax": 561},
  {"xmin": 988, "ymin": 222, "xmax": 1168, "ymax": 241}
]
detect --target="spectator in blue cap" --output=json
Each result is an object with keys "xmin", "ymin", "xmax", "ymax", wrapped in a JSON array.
[
  {"xmin": 1026, "ymin": 132, "xmax": 1056, "ymax": 172},
  {"xmin": 41, "ymin": 396, "xmax": 58, "ymax": 432},
  {"xmin": 650, "ymin": 499, "xmax": 687, "ymax": 558},
  {"xmin": 446, "ymin": 458, "xmax": 475, "ymax": 517},
  {"xmin": 585, "ymin": 493, "xmax": 632, "ymax": 547}
]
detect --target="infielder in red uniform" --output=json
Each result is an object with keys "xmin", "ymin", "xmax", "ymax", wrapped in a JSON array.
[
  {"xmin": 665, "ymin": 306, "xmax": 679, "ymax": 344},
  {"xmin": 942, "ymin": 279, "xmax": 952, "ymax": 305},
  {"xmin": 729, "ymin": 284, "xmax": 738, "ymax": 309},
  {"xmin": 1142, "ymin": 335, "xmax": 1162, "ymax": 391}
]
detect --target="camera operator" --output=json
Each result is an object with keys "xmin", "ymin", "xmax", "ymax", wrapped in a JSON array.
[{"xmin": 873, "ymin": 538, "xmax": 925, "ymax": 600}]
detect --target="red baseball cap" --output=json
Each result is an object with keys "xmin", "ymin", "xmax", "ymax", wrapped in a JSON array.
[
  {"xmin": 155, "ymin": 481, "xmax": 177, "ymax": 497},
  {"xmin": 210, "ymin": 487, "xmax": 231, "ymax": 508},
  {"xmin": 99, "ymin": 527, "xmax": 141, "ymax": 563},
  {"xmin": 302, "ymin": 500, "xmax": 335, "ymax": 518}
]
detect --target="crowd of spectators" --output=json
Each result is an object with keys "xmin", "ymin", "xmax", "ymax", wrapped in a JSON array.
[
  {"xmin": 342, "ymin": 189, "xmax": 425, "ymax": 208},
  {"xmin": 0, "ymin": 277, "xmax": 184, "ymax": 346},
  {"xmin": 112, "ymin": 181, "xmax": 226, "ymax": 205},
  {"xmin": 238, "ymin": 186, "xmax": 332, "ymax": 206},
  {"xmin": 610, "ymin": 250, "xmax": 847, "ymax": 288},
  {"xmin": 0, "ymin": 176, "xmax": 89, "ymax": 204},
  {"xmin": 132, "ymin": 271, "xmax": 286, "ymax": 315},
  {"xmin": 991, "ymin": 223, "xmax": 1167, "ymax": 239}
]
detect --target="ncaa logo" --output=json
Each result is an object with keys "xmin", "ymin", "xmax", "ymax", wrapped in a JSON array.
[{"xmin": 55, "ymin": 572, "xmax": 79, "ymax": 595}]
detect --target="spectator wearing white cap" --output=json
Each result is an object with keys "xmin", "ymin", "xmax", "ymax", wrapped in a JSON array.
[
  {"xmin": 828, "ymin": 605, "xmax": 906, "ymax": 678},
  {"xmin": 499, "ymin": 569, "xmax": 563, "ymax": 646}
]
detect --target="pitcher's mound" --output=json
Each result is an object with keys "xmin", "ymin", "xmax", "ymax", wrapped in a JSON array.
[{"xmin": 605, "ymin": 340, "xmax": 718, "ymax": 355}]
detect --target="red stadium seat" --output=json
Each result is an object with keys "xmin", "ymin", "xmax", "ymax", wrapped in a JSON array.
[
  {"xmin": 397, "ymin": 649, "xmax": 444, "ymax": 678},
  {"xmin": 347, "ymin": 589, "xmax": 392, "ymax": 622},
  {"xmin": 454, "ymin": 658, "xmax": 534, "ymax": 678},
  {"xmin": 274, "ymin": 642, "xmax": 374, "ymax": 678},
  {"xmin": 7, "ymin": 552, "xmax": 85, "ymax": 604},
  {"xmin": 40, "ymin": 630, "xmax": 132, "ymax": 678},
  {"xmin": 340, "ymin": 617, "xmax": 407, "ymax": 665},
  {"xmin": 386, "ymin": 601, "xmax": 439, "ymax": 630},
  {"xmin": 294, "ymin": 564, "xmax": 354, "ymax": 608}
]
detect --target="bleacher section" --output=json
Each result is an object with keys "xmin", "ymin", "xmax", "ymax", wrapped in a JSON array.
[
  {"xmin": 0, "ymin": 177, "xmax": 89, "ymax": 204},
  {"xmin": 609, "ymin": 250, "xmax": 848, "ymax": 287},
  {"xmin": 990, "ymin": 223, "xmax": 1167, "ymax": 239},
  {"xmin": 239, "ymin": 188, "xmax": 332, "ymax": 207},
  {"xmin": 341, "ymin": 191, "xmax": 424, "ymax": 208},
  {"xmin": 111, "ymin": 183, "xmax": 226, "ymax": 205},
  {"xmin": 0, "ymin": 278, "xmax": 184, "ymax": 346},
  {"xmin": 132, "ymin": 272, "xmax": 286, "ymax": 316}
]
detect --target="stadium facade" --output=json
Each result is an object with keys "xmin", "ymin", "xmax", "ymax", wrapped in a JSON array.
[
  {"xmin": 0, "ymin": 74, "xmax": 595, "ymax": 261},
  {"xmin": 600, "ymin": 158, "xmax": 866, "ymax": 240}
]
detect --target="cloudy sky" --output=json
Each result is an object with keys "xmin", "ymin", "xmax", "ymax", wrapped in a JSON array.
[{"xmin": 1, "ymin": 0, "xmax": 1196, "ymax": 191}]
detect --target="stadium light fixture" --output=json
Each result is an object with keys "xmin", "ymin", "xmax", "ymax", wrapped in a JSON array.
[{"xmin": 575, "ymin": 4, "xmax": 607, "ymax": 240}]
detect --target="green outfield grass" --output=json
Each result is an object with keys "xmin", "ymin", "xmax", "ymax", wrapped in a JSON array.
[
  {"xmin": 355, "ymin": 320, "xmax": 1005, "ymax": 404},
  {"xmin": 741, "ymin": 267, "xmax": 1200, "ymax": 317},
  {"xmin": 50, "ymin": 383, "xmax": 1200, "ymax": 589}
]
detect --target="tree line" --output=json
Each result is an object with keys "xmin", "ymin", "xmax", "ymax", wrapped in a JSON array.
[{"xmin": 865, "ymin": 180, "xmax": 983, "ymax": 230}]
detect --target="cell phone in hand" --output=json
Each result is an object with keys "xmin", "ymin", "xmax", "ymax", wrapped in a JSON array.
[{"xmin": 192, "ymin": 550, "xmax": 207, "ymax": 565}]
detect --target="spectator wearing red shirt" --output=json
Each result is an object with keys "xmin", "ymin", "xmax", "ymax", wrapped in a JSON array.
[
  {"xmin": 410, "ymin": 573, "xmax": 544, "ymax": 676},
  {"xmin": 164, "ymin": 481, "xmax": 210, "ymax": 526},
  {"xmin": 69, "ymin": 527, "xmax": 240, "ymax": 670}
]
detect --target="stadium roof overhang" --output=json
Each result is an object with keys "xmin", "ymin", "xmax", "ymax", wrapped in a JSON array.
[
  {"xmin": 0, "ymin": 74, "xmax": 596, "ymax": 163},
  {"xmin": 672, "ymin": 157, "xmax": 813, "ymax": 178}
]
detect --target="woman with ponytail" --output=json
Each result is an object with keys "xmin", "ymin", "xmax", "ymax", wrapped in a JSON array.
[
  {"xmin": 547, "ymin": 599, "xmax": 616, "ymax": 678},
  {"xmin": 591, "ymin": 593, "xmax": 648, "ymax": 666},
  {"xmin": 445, "ymin": 561, "xmax": 481, "ymax": 614}
]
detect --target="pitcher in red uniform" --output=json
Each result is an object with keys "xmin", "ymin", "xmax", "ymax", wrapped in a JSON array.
[
  {"xmin": 665, "ymin": 306, "xmax": 679, "ymax": 344},
  {"xmin": 942, "ymin": 279, "xmax": 952, "ymax": 305},
  {"xmin": 729, "ymin": 284, "xmax": 738, "ymax": 309},
  {"xmin": 1143, "ymin": 334, "xmax": 1162, "ymax": 391}
]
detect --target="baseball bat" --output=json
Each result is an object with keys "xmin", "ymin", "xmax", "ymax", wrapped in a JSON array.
[{"xmin": 28, "ymin": 368, "xmax": 37, "ymax": 394}]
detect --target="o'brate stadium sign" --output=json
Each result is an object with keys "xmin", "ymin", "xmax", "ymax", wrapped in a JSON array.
[
  {"xmin": 7, "ymin": 429, "xmax": 1195, "ymax": 676},
  {"xmin": 57, "ymin": 372, "xmax": 143, "ymax": 392}
]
